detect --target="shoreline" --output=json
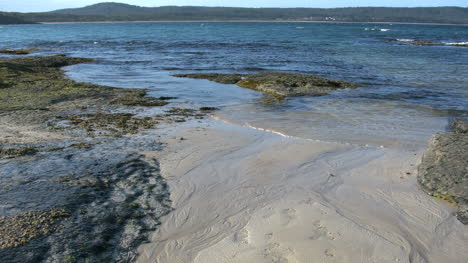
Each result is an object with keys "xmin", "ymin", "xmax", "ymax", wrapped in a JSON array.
[
  {"xmin": 136, "ymin": 118, "xmax": 468, "ymax": 263},
  {"xmin": 37, "ymin": 20, "xmax": 468, "ymax": 26},
  {"xmin": 1, "ymin": 54, "xmax": 467, "ymax": 262}
]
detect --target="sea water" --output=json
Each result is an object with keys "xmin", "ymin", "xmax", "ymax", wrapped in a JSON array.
[{"xmin": 1, "ymin": 22, "xmax": 467, "ymax": 149}]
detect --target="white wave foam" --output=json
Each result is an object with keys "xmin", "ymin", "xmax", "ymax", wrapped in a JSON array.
[
  {"xmin": 210, "ymin": 114, "xmax": 385, "ymax": 148},
  {"xmin": 365, "ymin": 28, "xmax": 390, "ymax": 32},
  {"xmin": 444, "ymin": 41, "xmax": 468, "ymax": 46},
  {"xmin": 396, "ymin": 38, "xmax": 414, "ymax": 42}
]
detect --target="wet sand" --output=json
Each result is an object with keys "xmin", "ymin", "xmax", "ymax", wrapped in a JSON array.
[{"xmin": 137, "ymin": 119, "xmax": 468, "ymax": 263}]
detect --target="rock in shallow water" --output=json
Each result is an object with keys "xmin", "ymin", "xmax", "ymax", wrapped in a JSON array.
[
  {"xmin": 418, "ymin": 119, "xmax": 468, "ymax": 224},
  {"xmin": 173, "ymin": 72, "xmax": 359, "ymax": 97},
  {"xmin": 451, "ymin": 118, "xmax": 468, "ymax": 134}
]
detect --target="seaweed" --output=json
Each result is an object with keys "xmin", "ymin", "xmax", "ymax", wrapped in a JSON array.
[
  {"xmin": 0, "ymin": 48, "xmax": 38, "ymax": 55},
  {"xmin": 0, "ymin": 146, "xmax": 37, "ymax": 158},
  {"xmin": 0, "ymin": 209, "xmax": 70, "ymax": 249}
]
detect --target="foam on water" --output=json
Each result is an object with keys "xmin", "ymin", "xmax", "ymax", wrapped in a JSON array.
[
  {"xmin": 444, "ymin": 41, "xmax": 468, "ymax": 45},
  {"xmin": 396, "ymin": 38, "xmax": 414, "ymax": 42}
]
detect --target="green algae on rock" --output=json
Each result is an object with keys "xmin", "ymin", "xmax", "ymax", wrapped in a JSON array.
[
  {"xmin": 0, "ymin": 146, "xmax": 37, "ymax": 158},
  {"xmin": 0, "ymin": 56, "xmax": 167, "ymax": 112},
  {"xmin": 173, "ymin": 73, "xmax": 246, "ymax": 84},
  {"xmin": 418, "ymin": 118, "xmax": 468, "ymax": 225},
  {"xmin": 0, "ymin": 48, "xmax": 38, "ymax": 55},
  {"xmin": 173, "ymin": 72, "xmax": 359, "ymax": 97},
  {"xmin": 57, "ymin": 112, "xmax": 158, "ymax": 137},
  {"xmin": 0, "ymin": 55, "xmax": 182, "ymax": 262},
  {"xmin": 109, "ymin": 89, "xmax": 169, "ymax": 107},
  {"xmin": 0, "ymin": 209, "xmax": 70, "ymax": 249}
]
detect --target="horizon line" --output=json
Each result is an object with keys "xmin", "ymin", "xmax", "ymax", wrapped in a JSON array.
[{"xmin": 2, "ymin": 3, "xmax": 468, "ymax": 13}]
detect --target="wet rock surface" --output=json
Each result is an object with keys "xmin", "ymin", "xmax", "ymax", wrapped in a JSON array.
[
  {"xmin": 173, "ymin": 73, "xmax": 246, "ymax": 84},
  {"xmin": 0, "ymin": 56, "xmax": 168, "ymax": 112},
  {"xmin": 0, "ymin": 138, "xmax": 172, "ymax": 262},
  {"xmin": 173, "ymin": 72, "xmax": 359, "ymax": 97},
  {"xmin": 0, "ymin": 209, "xmax": 70, "ymax": 250},
  {"xmin": 0, "ymin": 56, "xmax": 212, "ymax": 262},
  {"xmin": 0, "ymin": 48, "xmax": 38, "ymax": 55},
  {"xmin": 418, "ymin": 119, "xmax": 468, "ymax": 224}
]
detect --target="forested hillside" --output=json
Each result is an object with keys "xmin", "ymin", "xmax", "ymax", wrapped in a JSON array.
[{"xmin": 2, "ymin": 3, "xmax": 468, "ymax": 24}]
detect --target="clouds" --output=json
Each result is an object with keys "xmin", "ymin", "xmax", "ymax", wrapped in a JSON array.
[{"xmin": 1, "ymin": 0, "xmax": 467, "ymax": 12}]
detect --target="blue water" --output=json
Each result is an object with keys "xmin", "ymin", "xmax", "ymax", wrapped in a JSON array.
[{"xmin": 1, "ymin": 22, "xmax": 467, "ymax": 148}]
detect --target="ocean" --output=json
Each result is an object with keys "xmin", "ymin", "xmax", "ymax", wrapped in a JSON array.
[{"xmin": 1, "ymin": 22, "xmax": 467, "ymax": 149}]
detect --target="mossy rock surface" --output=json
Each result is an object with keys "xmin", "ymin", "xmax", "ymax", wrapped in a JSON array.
[
  {"xmin": 0, "ymin": 48, "xmax": 37, "ymax": 55},
  {"xmin": 0, "ymin": 209, "xmax": 69, "ymax": 249},
  {"xmin": 58, "ymin": 112, "xmax": 158, "ymax": 136},
  {"xmin": 173, "ymin": 73, "xmax": 246, "ymax": 84},
  {"xmin": 0, "ymin": 146, "xmax": 37, "ymax": 158},
  {"xmin": 0, "ymin": 56, "xmax": 168, "ymax": 112},
  {"xmin": 418, "ymin": 119, "xmax": 468, "ymax": 225},
  {"xmin": 174, "ymin": 72, "xmax": 359, "ymax": 97}
]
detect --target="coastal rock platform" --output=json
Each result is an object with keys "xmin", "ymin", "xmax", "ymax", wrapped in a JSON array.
[
  {"xmin": 418, "ymin": 118, "xmax": 468, "ymax": 224},
  {"xmin": 174, "ymin": 72, "xmax": 359, "ymax": 97}
]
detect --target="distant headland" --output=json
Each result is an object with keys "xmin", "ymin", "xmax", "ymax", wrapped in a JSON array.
[{"xmin": 1, "ymin": 2, "xmax": 467, "ymax": 25}]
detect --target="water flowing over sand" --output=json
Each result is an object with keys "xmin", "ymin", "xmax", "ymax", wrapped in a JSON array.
[{"xmin": 137, "ymin": 120, "xmax": 467, "ymax": 263}]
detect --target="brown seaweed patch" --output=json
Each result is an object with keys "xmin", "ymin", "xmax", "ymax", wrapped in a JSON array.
[
  {"xmin": 0, "ymin": 56, "xmax": 169, "ymax": 113},
  {"xmin": 0, "ymin": 48, "xmax": 38, "ymax": 55},
  {"xmin": 0, "ymin": 146, "xmax": 37, "ymax": 158},
  {"xmin": 58, "ymin": 113, "xmax": 158, "ymax": 136},
  {"xmin": 174, "ymin": 72, "xmax": 359, "ymax": 97},
  {"xmin": 164, "ymin": 107, "xmax": 205, "ymax": 121},
  {"xmin": 70, "ymin": 142, "xmax": 93, "ymax": 149},
  {"xmin": 0, "ymin": 209, "xmax": 70, "ymax": 249},
  {"xmin": 110, "ymin": 91, "xmax": 169, "ymax": 107},
  {"xmin": 173, "ymin": 73, "xmax": 246, "ymax": 84}
]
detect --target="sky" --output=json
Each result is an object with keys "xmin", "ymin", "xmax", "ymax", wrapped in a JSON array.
[{"xmin": 1, "ymin": 0, "xmax": 467, "ymax": 12}]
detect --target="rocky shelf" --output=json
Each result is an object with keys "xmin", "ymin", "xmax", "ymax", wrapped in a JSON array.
[
  {"xmin": 418, "ymin": 118, "xmax": 468, "ymax": 225},
  {"xmin": 173, "ymin": 72, "xmax": 359, "ymax": 97}
]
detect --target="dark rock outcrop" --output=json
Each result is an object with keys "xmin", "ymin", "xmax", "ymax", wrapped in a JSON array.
[
  {"xmin": 418, "ymin": 118, "xmax": 468, "ymax": 224},
  {"xmin": 174, "ymin": 72, "xmax": 359, "ymax": 97},
  {"xmin": 452, "ymin": 118, "xmax": 468, "ymax": 134},
  {"xmin": 172, "ymin": 73, "xmax": 246, "ymax": 84}
]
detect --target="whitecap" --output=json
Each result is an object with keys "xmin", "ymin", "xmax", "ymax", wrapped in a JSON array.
[
  {"xmin": 443, "ymin": 41, "xmax": 468, "ymax": 46},
  {"xmin": 380, "ymin": 29, "xmax": 390, "ymax": 32},
  {"xmin": 396, "ymin": 39, "xmax": 414, "ymax": 42}
]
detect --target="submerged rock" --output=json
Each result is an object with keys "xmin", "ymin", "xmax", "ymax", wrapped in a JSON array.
[
  {"xmin": 0, "ymin": 48, "xmax": 37, "ymax": 55},
  {"xmin": 173, "ymin": 73, "xmax": 246, "ymax": 84},
  {"xmin": 418, "ymin": 119, "xmax": 468, "ymax": 224},
  {"xmin": 236, "ymin": 72, "xmax": 359, "ymax": 97},
  {"xmin": 173, "ymin": 72, "xmax": 359, "ymax": 97}
]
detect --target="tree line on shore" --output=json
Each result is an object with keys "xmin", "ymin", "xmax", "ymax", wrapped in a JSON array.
[{"xmin": 1, "ymin": 3, "xmax": 467, "ymax": 24}]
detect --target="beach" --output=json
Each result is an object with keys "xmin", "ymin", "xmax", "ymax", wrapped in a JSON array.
[
  {"xmin": 1, "ymin": 21, "xmax": 467, "ymax": 262},
  {"xmin": 135, "ymin": 118, "xmax": 467, "ymax": 263}
]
